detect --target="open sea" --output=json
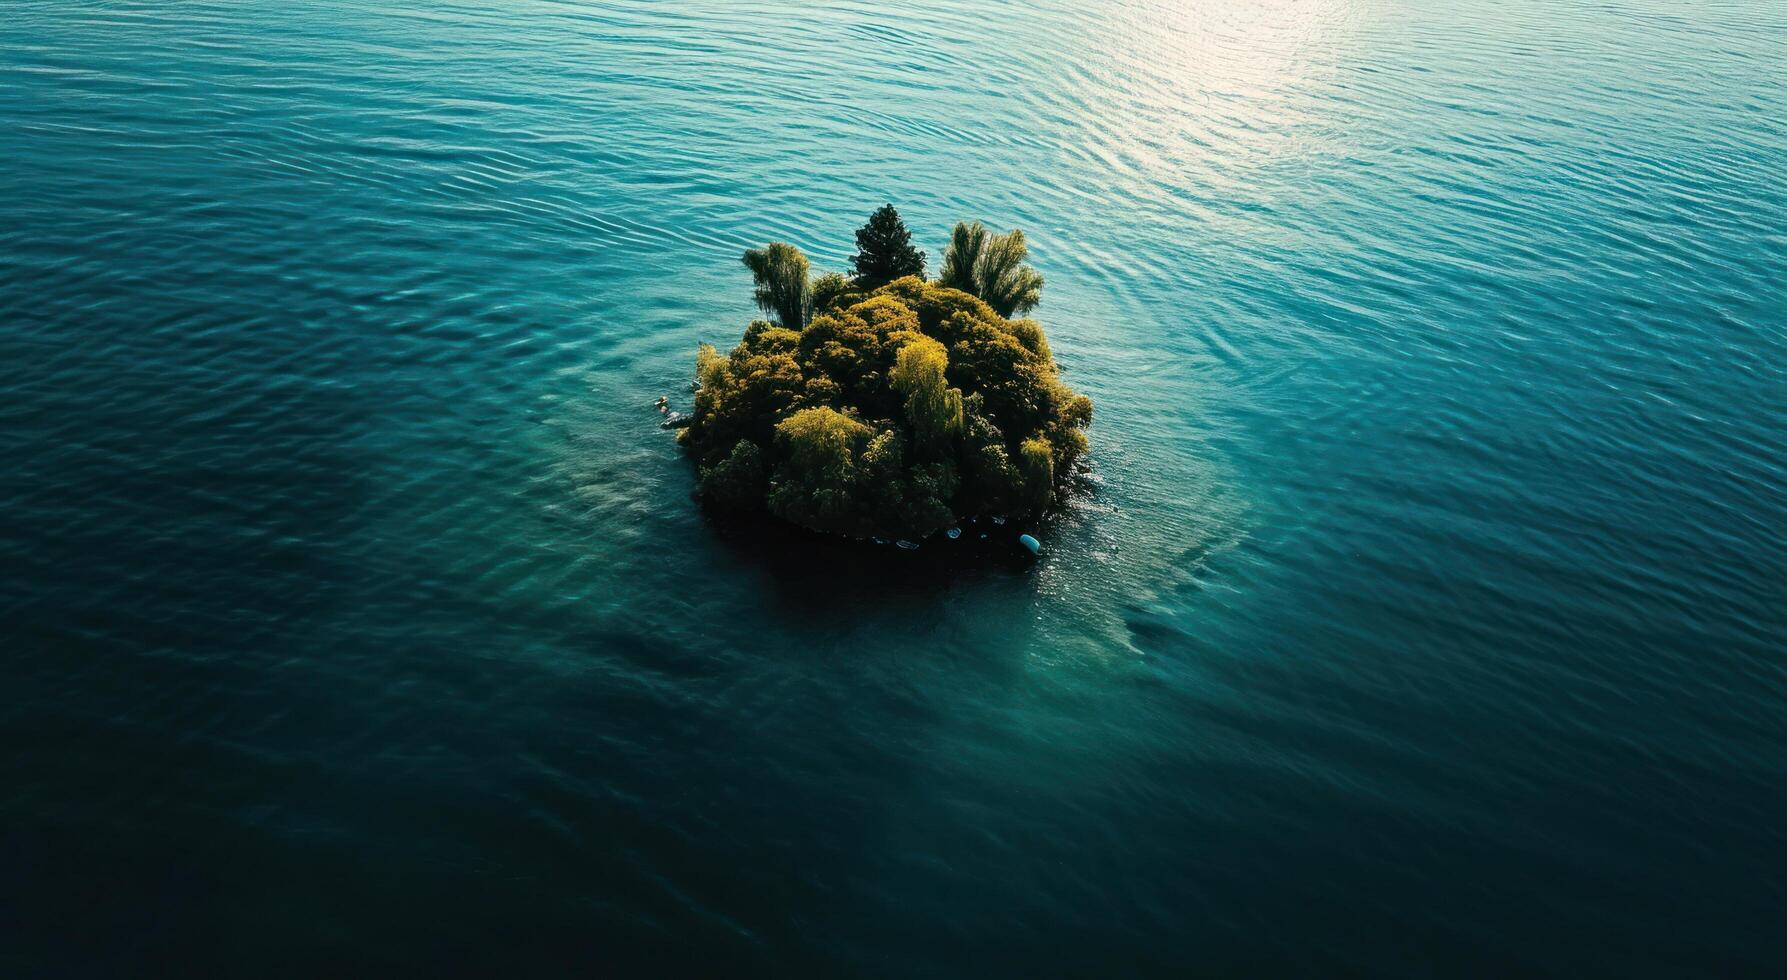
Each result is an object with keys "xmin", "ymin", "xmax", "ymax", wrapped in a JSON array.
[{"xmin": 2, "ymin": 0, "xmax": 1783, "ymax": 975}]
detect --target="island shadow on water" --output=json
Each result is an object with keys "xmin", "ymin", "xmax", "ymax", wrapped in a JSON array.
[
  {"xmin": 684, "ymin": 467, "xmax": 1094, "ymax": 623},
  {"xmin": 698, "ymin": 504, "xmax": 1064, "ymax": 613}
]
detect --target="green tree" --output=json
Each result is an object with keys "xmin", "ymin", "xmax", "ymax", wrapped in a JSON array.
[
  {"xmin": 937, "ymin": 222, "xmax": 1044, "ymax": 317},
  {"xmin": 938, "ymin": 221, "xmax": 986, "ymax": 294},
  {"xmin": 948, "ymin": 321, "xmax": 1048, "ymax": 437},
  {"xmin": 850, "ymin": 204, "xmax": 927, "ymax": 289},
  {"xmin": 957, "ymin": 393, "xmax": 1020, "ymax": 515},
  {"xmin": 699, "ymin": 439, "xmax": 768, "ymax": 512},
  {"xmin": 742, "ymin": 242, "xmax": 812, "ymax": 330},
  {"xmin": 973, "ymin": 228, "xmax": 1044, "ymax": 317},
  {"xmin": 889, "ymin": 335, "xmax": 964, "ymax": 456},
  {"xmin": 875, "ymin": 275, "xmax": 994, "ymax": 342},
  {"xmin": 680, "ymin": 333, "xmax": 810, "ymax": 466},
  {"xmin": 810, "ymin": 271, "xmax": 860, "ymax": 314},
  {"xmin": 1018, "ymin": 436, "xmax": 1055, "ymax": 511},
  {"xmin": 768, "ymin": 407, "xmax": 872, "ymax": 533}
]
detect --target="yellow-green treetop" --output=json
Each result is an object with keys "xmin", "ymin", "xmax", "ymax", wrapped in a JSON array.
[{"xmin": 681, "ymin": 211, "xmax": 1089, "ymax": 539}]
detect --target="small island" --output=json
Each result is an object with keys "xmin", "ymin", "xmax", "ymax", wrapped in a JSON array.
[{"xmin": 678, "ymin": 206, "xmax": 1092, "ymax": 544}]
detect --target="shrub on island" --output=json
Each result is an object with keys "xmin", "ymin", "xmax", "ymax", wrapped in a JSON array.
[{"xmin": 678, "ymin": 206, "xmax": 1091, "ymax": 541}]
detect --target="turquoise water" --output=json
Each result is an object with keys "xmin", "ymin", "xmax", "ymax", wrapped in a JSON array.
[{"xmin": 3, "ymin": 0, "xmax": 1784, "ymax": 973}]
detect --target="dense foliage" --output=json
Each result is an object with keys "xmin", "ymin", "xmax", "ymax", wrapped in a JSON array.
[{"xmin": 680, "ymin": 208, "xmax": 1090, "ymax": 540}]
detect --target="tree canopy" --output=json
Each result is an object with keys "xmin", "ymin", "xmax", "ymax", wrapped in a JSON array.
[
  {"xmin": 939, "ymin": 221, "xmax": 1044, "ymax": 318},
  {"xmin": 850, "ymin": 204, "xmax": 927, "ymax": 289},
  {"xmin": 681, "ymin": 209, "xmax": 1088, "ymax": 540},
  {"xmin": 742, "ymin": 241, "xmax": 812, "ymax": 331}
]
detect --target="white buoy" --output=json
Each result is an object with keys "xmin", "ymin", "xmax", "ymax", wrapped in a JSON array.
[{"xmin": 1018, "ymin": 534, "xmax": 1041, "ymax": 555}]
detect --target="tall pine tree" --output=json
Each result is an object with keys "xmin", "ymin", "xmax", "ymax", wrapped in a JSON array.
[{"xmin": 850, "ymin": 204, "xmax": 926, "ymax": 289}]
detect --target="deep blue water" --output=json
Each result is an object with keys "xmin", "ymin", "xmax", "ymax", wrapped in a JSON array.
[{"xmin": 3, "ymin": 0, "xmax": 1784, "ymax": 975}]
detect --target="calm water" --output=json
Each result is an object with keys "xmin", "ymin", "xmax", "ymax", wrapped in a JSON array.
[{"xmin": 3, "ymin": 0, "xmax": 1784, "ymax": 974}]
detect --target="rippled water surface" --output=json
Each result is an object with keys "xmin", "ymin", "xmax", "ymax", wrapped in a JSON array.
[{"xmin": 4, "ymin": 0, "xmax": 1784, "ymax": 974}]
